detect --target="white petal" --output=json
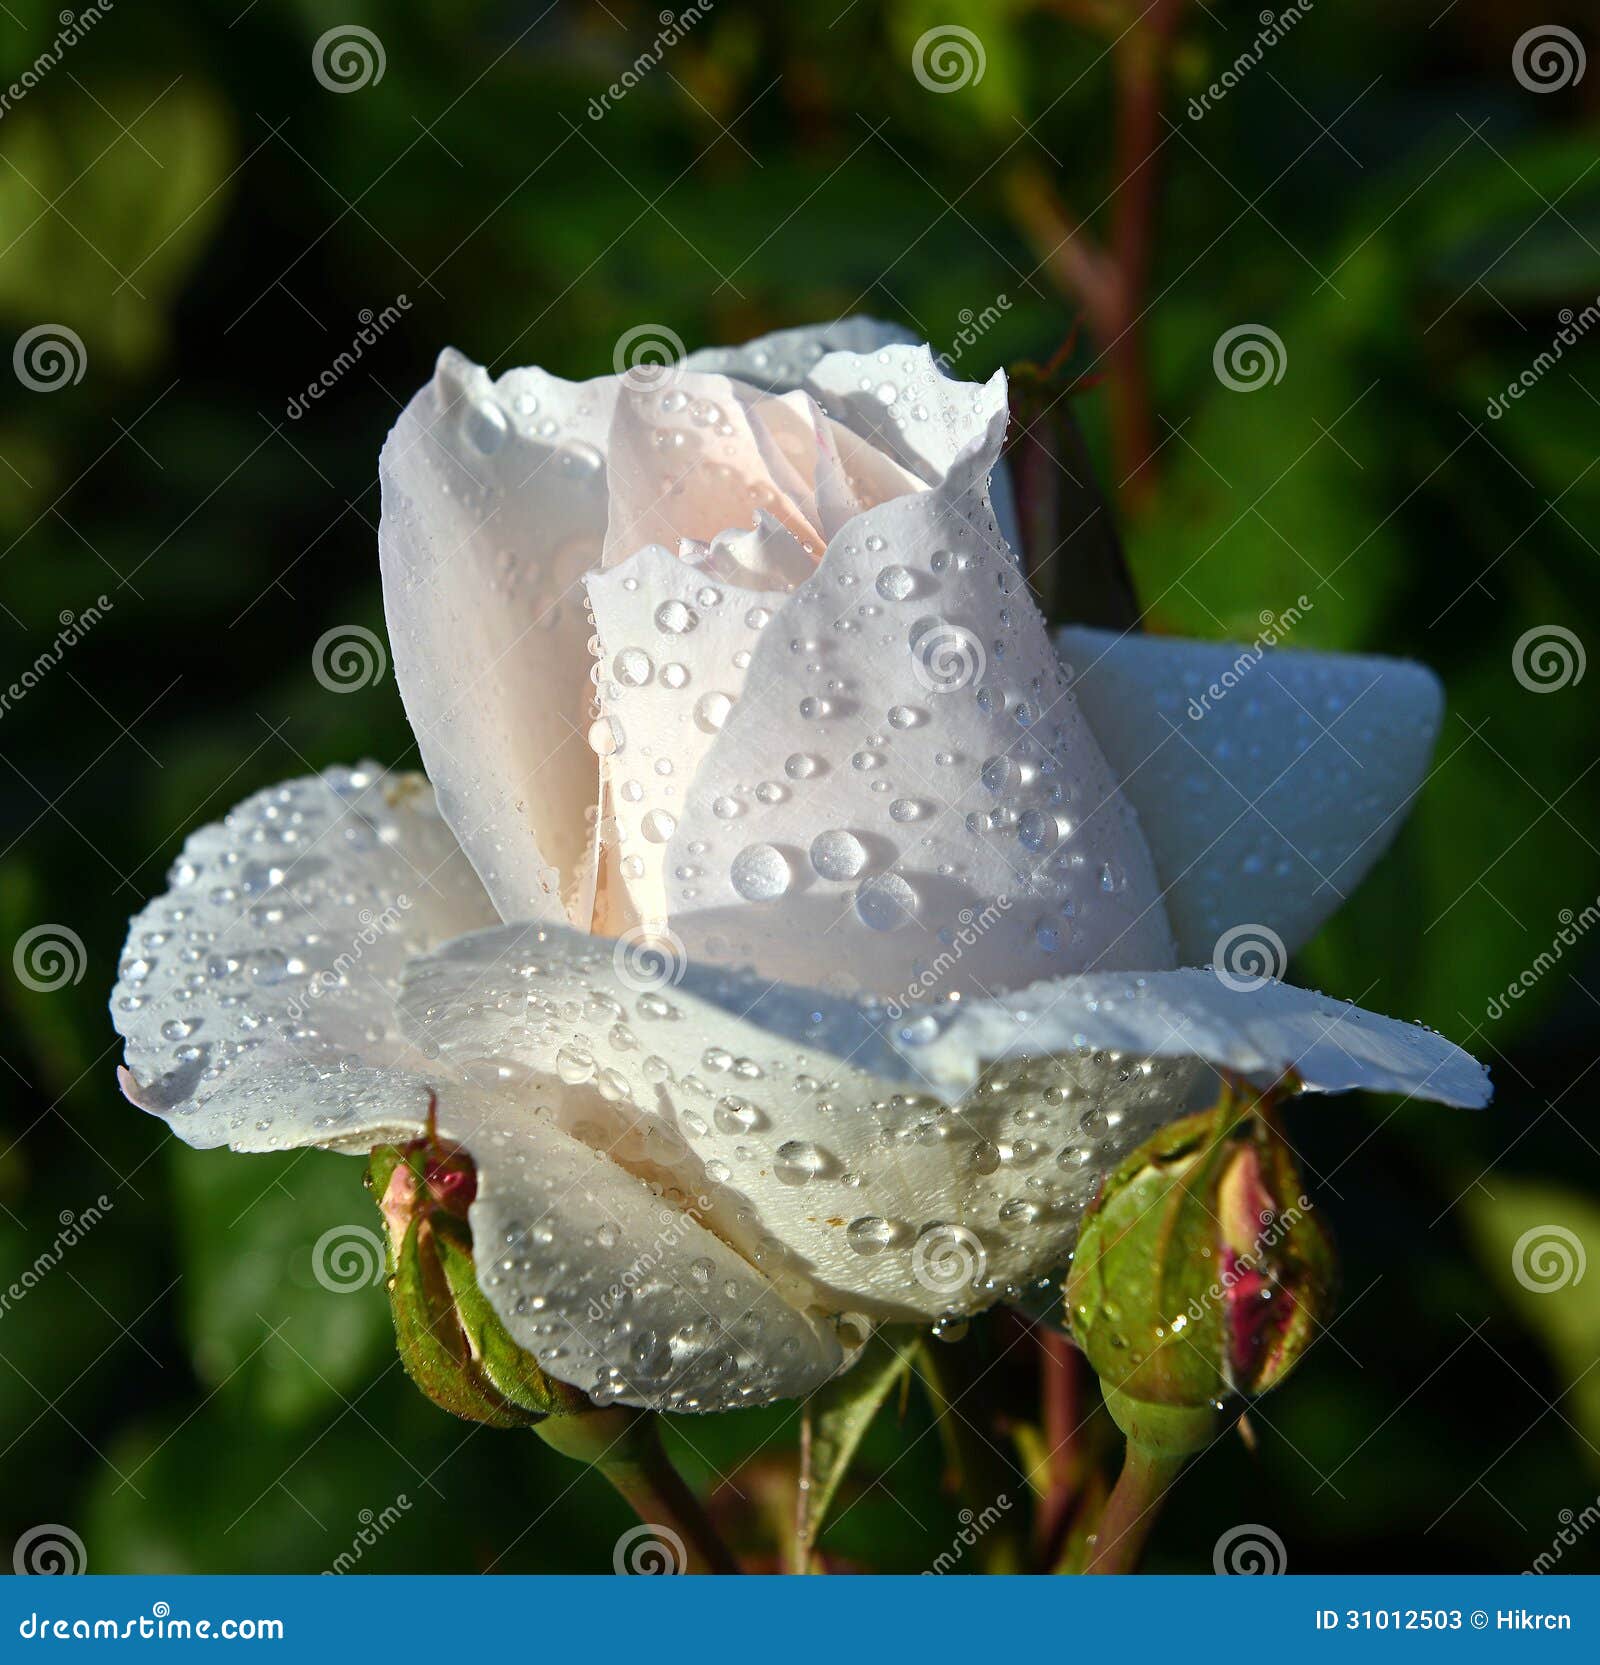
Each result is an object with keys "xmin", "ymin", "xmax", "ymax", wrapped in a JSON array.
[
  {"xmin": 111, "ymin": 764, "xmax": 499, "ymax": 1150},
  {"xmin": 380, "ymin": 348, "xmax": 615, "ymax": 927},
  {"xmin": 446, "ymin": 1088, "xmax": 846, "ymax": 1412},
  {"xmin": 1059, "ymin": 627, "xmax": 1445, "ymax": 962},
  {"xmin": 684, "ymin": 316, "xmax": 917, "ymax": 394},
  {"xmin": 657, "ymin": 405, "xmax": 1175, "ymax": 998},
  {"xmin": 806, "ymin": 345, "xmax": 1009, "ymax": 488},
  {"xmin": 599, "ymin": 374, "xmax": 823, "ymax": 569},
  {"xmin": 110, "ymin": 764, "xmax": 844, "ymax": 1412},
  {"xmin": 584, "ymin": 547, "xmax": 788, "ymax": 927},
  {"xmin": 399, "ymin": 922, "xmax": 1487, "ymax": 1324}
]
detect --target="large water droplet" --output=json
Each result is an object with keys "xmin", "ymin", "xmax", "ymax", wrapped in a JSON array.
[
  {"xmin": 810, "ymin": 829, "xmax": 867, "ymax": 881},
  {"xmin": 774, "ymin": 1140, "xmax": 826, "ymax": 1186},
  {"xmin": 847, "ymin": 1216, "xmax": 895, "ymax": 1255},
  {"xmin": 855, "ymin": 872, "xmax": 918, "ymax": 931},
  {"xmin": 730, "ymin": 843, "xmax": 792, "ymax": 901}
]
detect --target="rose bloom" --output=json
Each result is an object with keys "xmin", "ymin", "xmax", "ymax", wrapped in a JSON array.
[{"xmin": 113, "ymin": 319, "xmax": 1487, "ymax": 1412}]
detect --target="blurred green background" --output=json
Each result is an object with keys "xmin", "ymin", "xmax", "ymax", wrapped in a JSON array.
[{"xmin": 2, "ymin": 0, "xmax": 1598, "ymax": 1574}]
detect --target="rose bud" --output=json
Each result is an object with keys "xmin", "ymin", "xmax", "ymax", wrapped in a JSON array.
[
  {"xmin": 1065, "ymin": 1083, "xmax": 1336, "ymax": 1458},
  {"xmin": 367, "ymin": 1124, "xmax": 584, "ymax": 1427}
]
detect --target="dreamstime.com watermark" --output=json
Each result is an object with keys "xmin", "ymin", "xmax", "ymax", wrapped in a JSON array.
[
  {"xmin": 1188, "ymin": 3, "xmax": 1315, "ymax": 120},
  {"xmin": 0, "ymin": 1198, "xmax": 112, "ymax": 1319},
  {"xmin": 1486, "ymin": 893, "xmax": 1600, "ymax": 1020},
  {"xmin": 924, "ymin": 1495, "xmax": 1014, "ymax": 1573},
  {"xmin": 1528, "ymin": 1495, "xmax": 1600, "ymax": 1573},
  {"xmin": 1487, "ymin": 293, "xmax": 1599, "ymax": 419},
  {"xmin": 0, "ymin": 3, "xmax": 115, "ymax": 119},
  {"xmin": 934, "ymin": 295, "xmax": 1011, "ymax": 374},
  {"xmin": 324, "ymin": 1497, "xmax": 411, "ymax": 1573},
  {"xmin": 286, "ymin": 297, "xmax": 410, "ymax": 418},
  {"xmin": 586, "ymin": 1198, "xmax": 715, "ymax": 1322},
  {"xmin": 0, "ymin": 597, "xmax": 112, "ymax": 719},
  {"xmin": 587, "ymin": 4, "xmax": 714, "ymax": 120},
  {"xmin": 1186, "ymin": 596, "xmax": 1312, "ymax": 720},
  {"xmin": 884, "ymin": 895, "xmax": 1013, "ymax": 1018},
  {"xmin": 1180, "ymin": 1192, "xmax": 1312, "ymax": 1327},
  {"xmin": 284, "ymin": 897, "xmax": 411, "ymax": 1022}
]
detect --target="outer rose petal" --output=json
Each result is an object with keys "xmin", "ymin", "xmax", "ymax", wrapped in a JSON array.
[
  {"xmin": 456, "ymin": 1087, "xmax": 847, "ymax": 1410},
  {"xmin": 399, "ymin": 921, "xmax": 1489, "ymax": 1322},
  {"xmin": 380, "ymin": 349, "xmax": 618, "ymax": 928},
  {"xmin": 1059, "ymin": 627, "xmax": 1444, "ymax": 963},
  {"xmin": 109, "ymin": 766, "xmax": 845, "ymax": 1411},
  {"xmin": 656, "ymin": 401, "xmax": 1176, "ymax": 998},
  {"xmin": 805, "ymin": 343, "xmax": 1009, "ymax": 489}
]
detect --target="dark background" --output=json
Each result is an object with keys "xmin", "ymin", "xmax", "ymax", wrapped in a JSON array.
[{"xmin": 1, "ymin": 0, "xmax": 1597, "ymax": 1573}]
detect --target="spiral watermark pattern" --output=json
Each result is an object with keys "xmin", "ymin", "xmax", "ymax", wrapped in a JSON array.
[
  {"xmin": 13, "ymin": 924, "xmax": 87, "ymax": 992},
  {"xmin": 13, "ymin": 324, "xmax": 87, "ymax": 391},
  {"xmin": 313, "ymin": 623, "xmax": 388, "ymax": 692},
  {"xmin": 312, "ymin": 1223, "xmax": 386, "ymax": 1292},
  {"xmin": 911, "ymin": 1223, "xmax": 987, "ymax": 1299},
  {"xmin": 1512, "ymin": 25, "xmax": 1586, "ymax": 93},
  {"xmin": 312, "ymin": 24, "xmax": 386, "ymax": 92},
  {"xmin": 1512, "ymin": 623, "xmax": 1585, "ymax": 693},
  {"xmin": 910, "ymin": 621, "xmax": 985, "ymax": 695},
  {"xmin": 613, "ymin": 1522, "xmax": 687, "ymax": 1574},
  {"xmin": 1512, "ymin": 1223, "xmax": 1587, "ymax": 1293},
  {"xmin": 1211, "ymin": 922, "xmax": 1287, "ymax": 992},
  {"xmin": 1213, "ymin": 323, "xmax": 1287, "ymax": 391},
  {"xmin": 912, "ymin": 24, "xmax": 986, "ymax": 93},
  {"xmin": 1213, "ymin": 1522, "xmax": 1287, "ymax": 1574},
  {"xmin": 613, "ymin": 323, "xmax": 686, "ymax": 393},
  {"xmin": 12, "ymin": 1524, "xmax": 87, "ymax": 1575},
  {"xmin": 612, "ymin": 924, "xmax": 688, "ymax": 993}
]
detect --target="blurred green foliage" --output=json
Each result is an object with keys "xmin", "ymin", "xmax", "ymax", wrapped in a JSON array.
[{"xmin": 1, "ymin": 0, "xmax": 1597, "ymax": 1574}]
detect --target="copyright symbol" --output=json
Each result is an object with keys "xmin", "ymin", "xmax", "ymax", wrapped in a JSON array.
[{"xmin": 1470, "ymin": 1611, "xmax": 1488, "ymax": 1630}]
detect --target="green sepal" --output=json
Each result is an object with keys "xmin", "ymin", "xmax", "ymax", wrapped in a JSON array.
[
  {"xmin": 389, "ymin": 1215, "xmax": 537, "ymax": 1428},
  {"xmin": 433, "ymin": 1216, "xmax": 585, "ymax": 1419}
]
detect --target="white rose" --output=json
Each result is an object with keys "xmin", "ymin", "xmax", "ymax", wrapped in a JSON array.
[{"xmin": 113, "ymin": 317, "xmax": 1488, "ymax": 1413}]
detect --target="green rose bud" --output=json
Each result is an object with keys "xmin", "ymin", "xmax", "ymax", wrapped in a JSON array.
[
  {"xmin": 1066, "ymin": 1081, "xmax": 1336, "ymax": 1457},
  {"xmin": 366, "ymin": 1122, "xmax": 586, "ymax": 1427}
]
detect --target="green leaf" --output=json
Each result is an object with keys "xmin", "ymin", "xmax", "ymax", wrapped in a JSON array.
[
  {"xmin": 799, "ymin": 1329, "xmax": 918, "ymax": 1559},
  {"xmin": 0, "ymin": 79, "xmax": 232, "ymax": 371},
  {"xmin": 172, "ymin": 1146, "xmax": 392, "ymax": 1429}
]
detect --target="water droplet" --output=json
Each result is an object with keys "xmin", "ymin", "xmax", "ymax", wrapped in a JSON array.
[
  {"xmin": 810, "ymin": 829, "xmax": 867, "ymax": 881},
  {"xmin": 847, "ymin": 1216, "xmax": 895, "ymax": 1255},
  {"xmin": 730, "ymin": 843, "xmax": 792, "ymax": 901},
  {"xmin": 655, "ymin": 600, "xmax": 698, "ymax": 634},
  {"xmin": 855, "ymin": 872, "xmax": 918, "ymax": 931},
  {"xmin": 1017, "ymin": 809, "xmax": 1060, "ymax": 853},
  {"xmin": 613, "ymin": 648, "xmax": 653, "ymax": 687},
  {"xmin": 774, "ymin": 1140, "xmax": 826, "ymax": 1186},
  {"xmin": 694, "ymin": 692, "xmax": 732, "ymax": 733},
  {"xmin": 641, "ymin": 809, "xmax": 676, "ymax": 843}
]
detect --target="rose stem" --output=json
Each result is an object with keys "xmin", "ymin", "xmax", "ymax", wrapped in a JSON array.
[
  {"xmin": 538, "ymin": 1406, "xmax": 742, "ymax": 1574},
  {"xmin": 1005, "ymin": 0, "xmax": 1188, "ymax": 508},
  {"xmin": 1104, "ymin": 0, "xmax": 1187, "ymax": 507},
  {"xmin": 1033, "ymin": 1326, "xmax": 1088, "ymax": 1568},
  {"xmin": 1082, "ymin": 1440, "xmax": 1188, "ymax": 1574}
]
